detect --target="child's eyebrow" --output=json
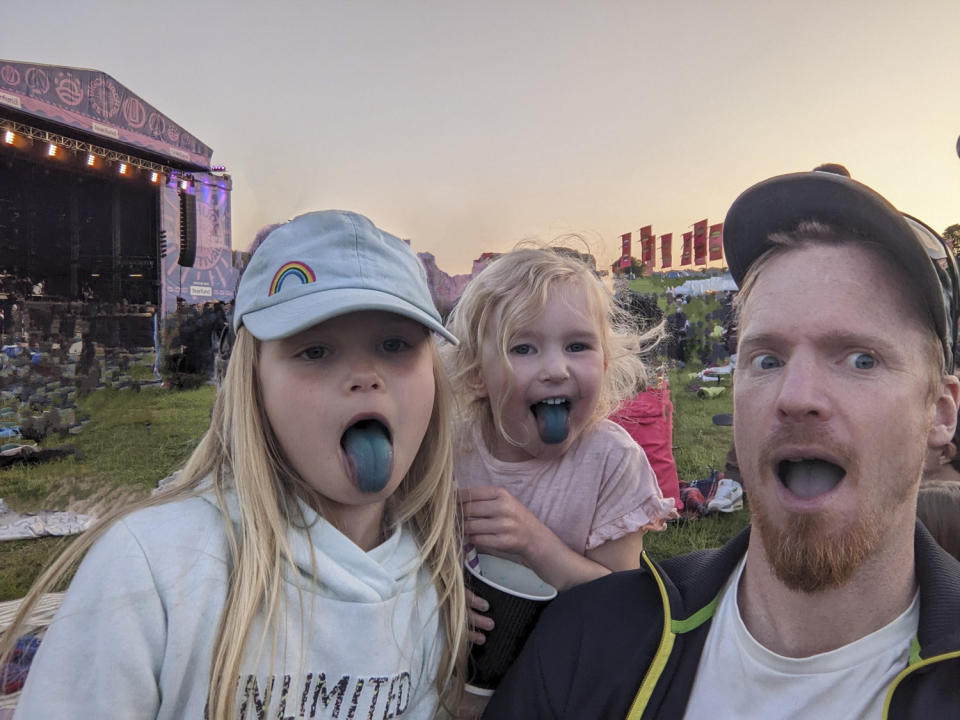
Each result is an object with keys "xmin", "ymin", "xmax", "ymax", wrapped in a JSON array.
[{"xmin": 564, "ymin": 325, "xmax": 602, "ymax": 338}]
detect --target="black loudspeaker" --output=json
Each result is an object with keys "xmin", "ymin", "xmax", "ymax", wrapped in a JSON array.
[{"xmin": 178, "ymin": 191, "xmax": 197, "ymax": 267}]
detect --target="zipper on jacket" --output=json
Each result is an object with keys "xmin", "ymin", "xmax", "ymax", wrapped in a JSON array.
[
  {"xmin": 625, "ymin": 553, "xmax": 722, "ymax": 720},
  {"xmin": 625, "ymin": 553, "xmax": 676, "ymax": 720}
]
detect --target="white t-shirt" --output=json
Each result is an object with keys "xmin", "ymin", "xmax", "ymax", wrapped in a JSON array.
[{"xmin": 683, "ymin": 555, "xmax": 918, "ymax": 720}]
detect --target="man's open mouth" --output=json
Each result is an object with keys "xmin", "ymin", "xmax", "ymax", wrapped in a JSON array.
[
  {"xmin": 341, "ymin": 418, "xmax": 393, "ymax": 493},
  {"xmin": 530, "ymin": 397, "xmax": 571, "ymax": 444},
  {"xmin": 777, "ymin": 457, "xmax": 846, "ymax": 499}
]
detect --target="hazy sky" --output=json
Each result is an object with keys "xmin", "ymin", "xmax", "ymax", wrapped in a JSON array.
[{"xmin": 3, "ymin": 0, "xmax": 960, "ymax": 274}]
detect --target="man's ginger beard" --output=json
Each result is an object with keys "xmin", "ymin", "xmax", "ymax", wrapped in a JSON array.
[
  {"xmin": 751, "ymin": 507, "xmax": 880, "ymax": 593},
  {"xmin": 748, "ymin": 459, "xmax": 918, "ymax": 594}
]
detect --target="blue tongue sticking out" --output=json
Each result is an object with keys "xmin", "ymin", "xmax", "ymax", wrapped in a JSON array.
[
  {"xmin": 533, "ymin": 401, "xmax": 570, "ymax": 444},
  {"xmin": 341, "ymin": 420, "xmax": 393, "ymax": 493}
]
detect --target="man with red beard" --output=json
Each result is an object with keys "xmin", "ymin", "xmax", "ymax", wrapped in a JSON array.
[{"xmin": 482, "ymin": 171, "xmax": 960, "ymax": 719}]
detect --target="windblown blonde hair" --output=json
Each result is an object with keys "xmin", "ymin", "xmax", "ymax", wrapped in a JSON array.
[
  {"xmin": 443, "ymin": 247, "xmax": 663, "ymax": 449},
  {"xmin": 0, "ymin": 327, "xmax": 467, "ymax": 718}
]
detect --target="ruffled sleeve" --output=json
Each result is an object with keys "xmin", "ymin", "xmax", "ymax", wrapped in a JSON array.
[{"xmin": 585, "ymin": 423, "xmax": 678, "ymax": 551}]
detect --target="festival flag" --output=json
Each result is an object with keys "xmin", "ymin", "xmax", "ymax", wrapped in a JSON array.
[
  {"xmin": 619, "ymin": 256, "xmax": 631, "ymax": 269},
  {"xmin": 660, "ymin": 233, "xmax": 672, "ymax": 268},
  {"xmin": 693, "ymin": 219, "xmax": 708, "ymax": 265},
  {"xmin": 681, "ymin": 231, "xmax": 693, "ymax": 266},
  {"xmin": 709, "ymin": 223, "xmax": 723, "ymax": 262},
  {"xmin": 621, "ymin": 232, "xmax": 632, "ymax": 260},
  {"xmin": 640, "ymin": 225, "xmax": 653, "ymax": 263}
]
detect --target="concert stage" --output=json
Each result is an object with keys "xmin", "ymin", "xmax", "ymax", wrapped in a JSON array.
[{"xmin": 0, "ymin": 60, "xmax": 239, "ymax": 351}]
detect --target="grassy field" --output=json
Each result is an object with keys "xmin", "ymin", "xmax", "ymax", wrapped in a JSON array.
[
  {"xmin": 642, "ymin": 365, "xmax": 750, "ymax": 562},
  {"xmin": 0, "ymin": 384, "xmax": 216, "ymax": 600},
  {"xmin": 0, "ymin": 283, "xmax": 751, "ymax": 599},
  {"xmin": 630, "ymin": 272, "xmax": 751, "ymax": 561}
]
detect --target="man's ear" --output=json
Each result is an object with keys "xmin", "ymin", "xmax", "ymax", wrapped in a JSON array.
[{"xmin": 928, "ymin": 374, "xmax": 960, "ymax": 450}]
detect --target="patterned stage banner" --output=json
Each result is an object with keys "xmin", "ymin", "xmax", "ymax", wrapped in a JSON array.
[
  {"xmin": 160, "ymin": 174, "xmax": 238, "ymax": 318},
  {"xmin": 0, "ymin": 60, "xmax": 212, "ymax": 167}
]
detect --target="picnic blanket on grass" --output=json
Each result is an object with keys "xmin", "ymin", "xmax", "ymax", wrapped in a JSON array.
[
  {"xmin": 0, "ymin": 593, "xmax": 64, "ymax": 711},
  {"xmin": 0, "ymin": 499, "xmax": 92, "ymax": 542}
]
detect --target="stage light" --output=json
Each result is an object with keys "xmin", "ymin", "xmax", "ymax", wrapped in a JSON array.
[
  {"xmin": 211, "ymin": 164, "xmax": 226, "ymax": 172},
  {"xmin": 3, "ymin": 130, "xmax": 14, "ymax": 145},
  {"xmin": 47, "ymin": 143, "xmax": 58, "ymax": 157},
  {"xmin": 86, "ymin": 153, "xmax": 96, "ymax": 167},
  {"xmin": 129, "ymin": 273, "xmax": 143, "ymax": 278},
  {"xmin": 150, "ymin": 171, "xmax": 159, "ymax": 183},
  {"xmin": 180, "ymin": 179, "xmax": 189, "ymax": 190},
  {"xmin": 118, "ymin": 162, "xmax": 128, "ymax": 175}
]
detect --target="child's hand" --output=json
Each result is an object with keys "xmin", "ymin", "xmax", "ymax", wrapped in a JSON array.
[
  {"xmin": 460, "ymin": 484, "xmax": 621, "ymax": 591},
  {"xmin": 466, "ymin": 588, "xmax": 494, "ymax": 645},
  {"xmin": 459, "ymin": 485, "xmax": 549, "ymax": 561}
]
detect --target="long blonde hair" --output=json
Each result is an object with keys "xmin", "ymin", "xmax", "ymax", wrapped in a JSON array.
[
  {"xmin": 0, "ymin": 326, "xmax": 467, "ymax": 718},
  {"xmin": 443, "ymin": 247, "xmax": 663, "ymax": 449}
]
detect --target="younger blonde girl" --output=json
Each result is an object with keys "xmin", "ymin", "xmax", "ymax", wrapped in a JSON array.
[
  {"xmin": 444, "ymin": 247, "xmax": 675, "ymax": 642},
  {"xmin": 3, "ymin": 210, "xmax": 467, "ymax": 719}
]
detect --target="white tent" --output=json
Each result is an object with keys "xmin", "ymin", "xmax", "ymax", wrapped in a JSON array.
[{"xmin": 671, "ymin": 273, "xmax": 738, "ymax": 297}]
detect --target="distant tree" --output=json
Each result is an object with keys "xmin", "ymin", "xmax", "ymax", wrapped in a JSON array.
[
  {"xmin": 628, "ymin": 256, "xmax": 647, "ymax": 277},
  {"xmin": 943, "ymin": 224, "xmax": 960, "ymax": 257}
]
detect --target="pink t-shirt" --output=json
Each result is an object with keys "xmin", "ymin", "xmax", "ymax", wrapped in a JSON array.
[{"xmin": 456, "ymin": 419, "xmax": 676, "ymax": 553}]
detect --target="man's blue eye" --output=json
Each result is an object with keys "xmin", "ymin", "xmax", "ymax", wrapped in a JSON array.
[
  {"xmin": 752, "ymin": 354, "xmax": 781, "ymax": 370},
  {"xmin": 848, "ymin": 352, "xmax": 876, "ymax": 370}
]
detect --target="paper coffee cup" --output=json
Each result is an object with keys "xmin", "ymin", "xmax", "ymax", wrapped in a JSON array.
[{"xmin": 464, "ymin": 553, "xmax": 557, "ymax": 693}]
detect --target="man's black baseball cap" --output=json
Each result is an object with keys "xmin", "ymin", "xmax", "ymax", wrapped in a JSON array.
[{"xmin": 724, "ymin": 171, "xmax": 959, "ymax": 372}]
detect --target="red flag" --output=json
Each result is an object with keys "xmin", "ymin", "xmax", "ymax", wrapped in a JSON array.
[
  {"xmin": 619, "ymin": 256, "xmax": 631, "ymax": 269},
  {"xmin": 621, "ymin": 232, "xmax": 632, "ymax": 259},
  {"xmin": 693, "ymin": 219, "xmax": 708, "ymax": 265},
  {"xmin": 640, "ymin": 226, "xmax": 653, "ymax": 263},
  {"xmin": 681, "ymin": 231, "xmax": 692, "ymax": 266},
  {"xmin": 660, "ymin": 233, "xmax": 672, "ymax": 268},
  {"xmin": 709, "ymin": 223, "xmax": 723, "ymax": 261}
]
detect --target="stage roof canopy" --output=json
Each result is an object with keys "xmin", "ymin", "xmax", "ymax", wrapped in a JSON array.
[{"xmin": 0, "ymin": 60, "xmax": 212, "ymax": 169}]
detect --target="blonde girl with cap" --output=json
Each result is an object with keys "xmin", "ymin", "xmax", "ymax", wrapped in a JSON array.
[
  {"xmin": 443, "ymin": 248, "xmax": 676, "ymax": 643},
  {"xmin": 3, "ymin": 211, "xmax": 467, "ymax": 719}
]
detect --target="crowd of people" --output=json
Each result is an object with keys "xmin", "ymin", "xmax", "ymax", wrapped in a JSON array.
[{"xmin": 3, "ymin": 169, "xmax": 960, "ymax": 718}]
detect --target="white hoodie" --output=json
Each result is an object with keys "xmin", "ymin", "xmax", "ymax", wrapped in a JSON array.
[{"xmin": 14, "ymin": 490, "xmax": 446, "ymax": 719}]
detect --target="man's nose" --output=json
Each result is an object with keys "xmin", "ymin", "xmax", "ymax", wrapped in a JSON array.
[{"xmin": 774, "ymin": 354, "xmax": 831, "ymax": 421}]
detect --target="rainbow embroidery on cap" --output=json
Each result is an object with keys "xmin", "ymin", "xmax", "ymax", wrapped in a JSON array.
[{"xmin": 269, "ymin": 262, "xmax": 316, "ymax": 295}]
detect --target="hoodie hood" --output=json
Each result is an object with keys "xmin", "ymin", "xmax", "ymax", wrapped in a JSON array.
[{"xmin": 200, "ymin": 484, "xmax": 423, "ymax": 604}]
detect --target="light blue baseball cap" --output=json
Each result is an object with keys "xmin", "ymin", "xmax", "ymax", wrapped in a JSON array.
[{"xmin": 233, "ymin": 210, "xmax": 458, "ymax": 344}]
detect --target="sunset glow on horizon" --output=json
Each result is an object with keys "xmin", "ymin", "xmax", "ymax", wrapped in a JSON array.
[{"xmin": 3, "ymin": 0, "xmax": 959, "ymax": 276}]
